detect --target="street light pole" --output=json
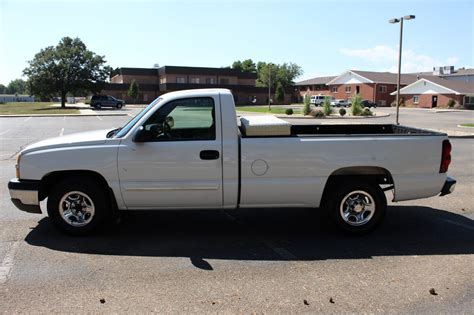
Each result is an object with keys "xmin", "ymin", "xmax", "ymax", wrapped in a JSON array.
[
  {"xmin": 389, "ymin": 15, "xmax": 415, "ymax": 125},
  {"xmin": 395, "ymin": 17, "xmax": 404, "ymax": 125}
]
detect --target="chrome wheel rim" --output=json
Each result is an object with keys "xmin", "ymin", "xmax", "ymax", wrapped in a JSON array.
[
  {"xmin": 59, "ymin": 191, "xmax": 95, "ymax": 227},
  {"xmin": 339, "ymin": 190, "xmax": 375, "ymax": 226}
]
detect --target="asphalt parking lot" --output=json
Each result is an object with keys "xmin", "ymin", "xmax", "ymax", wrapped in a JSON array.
[{"xmin": 0, "ymin": 108, "xmax": 473, "ymax": 313}]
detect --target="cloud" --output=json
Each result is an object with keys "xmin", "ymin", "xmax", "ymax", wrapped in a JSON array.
[{"xmin": 339, "ymin": 45, "xmax": 459, "ymax": 73}]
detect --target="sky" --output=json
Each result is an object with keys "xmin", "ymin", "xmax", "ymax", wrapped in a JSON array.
[{"xmin": 0, "ymin": 0, "xmax": 473, "ymax": 85}]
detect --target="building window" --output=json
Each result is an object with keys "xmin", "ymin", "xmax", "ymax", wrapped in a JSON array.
[
  {"xmin": 331, "ymin": 86, "xmax": 337, "ymax": 93},
  {"xmin": 219, "ymin": 78, "xmax": 229, "ymax": 84},
  {"xmin": 345, "ymin": 86, "xmax": 351, "ymax": 93},
  {"xmin": 159, "ymin": 77, "xmax": 167, "ymax": 84},
  {"xmin": 378, "ymin": 85, "xmax": 387, "ymax": 93},
  {"xmin": 190, "ymin": 77, "xmax": 200, "ymax": 84},
  {"xmin": 378, "ymin": 100, "xmax": 386, "ymax": 106},
  {"xmin": 413, "ymin": 95, "xmax": 419, "ymax": 104},
  {"xmin": 176, "ymin": 77, "xmax": 186, "ymax": 84},
  {"xmin": 206, "ymin": 78, "xmax": 216, "ymax": 84},
  {"xmin": 465, "ymin": 96, "xmax": 474, "ymax": 106}
]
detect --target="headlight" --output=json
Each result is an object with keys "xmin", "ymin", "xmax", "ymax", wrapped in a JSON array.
[{"xmin": 15, "ymin": 153, "xmax": 22, "ymax": 178}]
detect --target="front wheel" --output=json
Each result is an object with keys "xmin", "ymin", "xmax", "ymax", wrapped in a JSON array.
[
  {"xmin": 47, "ymin": 178, "xmax": 109, "ymax": 235},
  {"xmin": 326, "ymin": 180, "xmax": 387, "ymax": 235},
  {"xmin": 116, "ymin": 103, "xmax": 123, "ymax": 109}
]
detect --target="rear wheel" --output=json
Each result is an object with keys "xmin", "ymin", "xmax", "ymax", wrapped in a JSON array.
[
  {"xmin": 94, "ymin": 103, "xmax": 102, "ymax": 110},
  {"xmin": 116, "ymin": 103, "xmax": 123, "ymax": 109},
  {"xmin": 326, "ymin": 180, "xmax": 386, "ymax": 235},
  {"xmin": 47, "ymin": 177, "xmax": 109, "ymax": 235}
]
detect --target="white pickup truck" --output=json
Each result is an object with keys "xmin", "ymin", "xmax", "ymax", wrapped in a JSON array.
[{"xmin": 8, "ymin": 89, "xmax": 456, "ymax": 235}]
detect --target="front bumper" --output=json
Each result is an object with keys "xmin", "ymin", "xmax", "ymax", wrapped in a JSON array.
[
  {"xmin": 8, "ymin": 178, "xmax": 42, "ymax": 213},
  {"xmin": 440, "ymin": 176, "xmax": 456, "ymax": 196}
]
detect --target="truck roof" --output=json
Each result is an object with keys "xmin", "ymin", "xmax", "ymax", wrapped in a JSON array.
[{"xmin": 160, "ymin": 88, "xmax": 233, "ymax": 100}]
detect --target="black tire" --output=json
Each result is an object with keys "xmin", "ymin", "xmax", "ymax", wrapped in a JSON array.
[
  {"xmin": 116, "ymin": 103, "xmax": 123, "ymax": 109},
  {"xmin": 94, "ymin": 103, "xmax": 102, "ymax": 110},
  {"xmin": 47, "ymin": 177, "xmax": 109, "ymax": 235},
  {"xmin": 326, "ymin": 179, "xmax": 386, "ymax": 235}
]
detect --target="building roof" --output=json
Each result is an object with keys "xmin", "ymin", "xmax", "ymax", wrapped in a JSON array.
[
  {"xmin": 110, "ymin": 66, "xmax": 258, "ymax": 80},
  {"xmin": 158, "ymin": 66, "xmax": 257, "ymax": 79},
  {"xmin": 408, "ymin": 68, "xmax": 474, "ymax": 77},
  {"xmin": 295, "ymin": 76, "xmax": 336, "ymax": 86},
  {"xmin": 392, "ymin": 76, "xmax": 474, "ymax": 95},
  {"xmin": 348, "ymin": 70, "xmax": 419, "ymax": 85}
]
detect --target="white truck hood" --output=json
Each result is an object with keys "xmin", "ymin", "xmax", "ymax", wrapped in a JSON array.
[{"xmin": 21, "ymin": 129, "xmax": 113, "ymax": 154}]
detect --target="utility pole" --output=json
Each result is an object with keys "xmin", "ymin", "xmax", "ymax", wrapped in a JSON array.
[{"xmin": 268, "ymin": 63, "xmax": 271, "ymax": 110}]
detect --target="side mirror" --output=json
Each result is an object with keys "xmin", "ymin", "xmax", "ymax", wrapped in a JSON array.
[{"xmin": 133, "ymin": 126, "xmax": 151, "ymax": 142}]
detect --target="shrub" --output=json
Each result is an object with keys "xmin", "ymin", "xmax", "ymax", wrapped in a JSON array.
[
  {"xmin": 322, "ymin": 97, "xmax": 333, "ymax": 116},
  {"xmin": 447, "ymin": 99, "xmax": 456, "ymax": 108},
  {"xmin": 310, "ymin": 109, "xmax": 325, "ymax": 118},
  {"xmin": 454, "ymin": 103, "xmax": 463, "ymax": 109},
  {"xmin": 303, "ymin": 95, "xmax": 311, "ymax": 115},
  {"xmin": 285, "ymin": 108, "xmax": 293, "ymax": 115},
  {"xmin": 361, "ymin": 107, "xmax": 373, "ymax": 116},
  {"xmin": 339, "ymin": 108, "xmax": 346, "ymax": 116},
  {"xmin": 350, "ymin": 95, "xmax": 364, "ymax": 116}
]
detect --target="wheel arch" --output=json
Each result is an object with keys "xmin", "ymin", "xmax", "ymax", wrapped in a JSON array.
[
  {"xmin": 320, "ymin": 166, "xmax": 394, "ymax": 208},
  {"xmin": 39, "ymin": 170, "xmax": 117, "ymax": 210}
]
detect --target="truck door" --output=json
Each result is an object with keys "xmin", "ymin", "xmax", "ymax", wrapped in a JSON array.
[{"xmin": 117, "ymin": 96, "xmax": 223, "ymax": 209}]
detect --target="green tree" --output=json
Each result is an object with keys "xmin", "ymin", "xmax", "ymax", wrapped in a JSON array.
[
  {"xmin": 350, "ymin": 95, "xmax": 364, "ymax": 116},
  {"xmin": 23, "ymin": 37, "xmax": 109, "ymax": 108},
  {"xmin": 128, "ymin": 79, "xmax": 140, "ymax": 104},
  {"xmin": 303, "ymin": 95, "xmax": 311, "ymax": 115},
  {"xmin": 322, "ymin": 96, "xmax": 333, "ymax": 116},
  {"xmin": 231, "ymin": 60, "xmax": 243, "ymax": 71},
  {"xmin": 256, "ymin": 62, "xmax": 279, "ymax": 88},
  {"xmin": 275, "ymin": 82, "xmax": 284, "ymax": 103},
  {"xmin": 231, "ymin": 59, "xmax": 256, "ymax": 73},
  {"xmin": 256, "ymin": 62, "xmax": 302, "ymax": 89},
  {"xmin": 0, "ymin": 84, "xmax": 6, "ymax": 94},
  {"xmin": 6, "ymin": 79, "xmax": 28, "ymax": 94},
  {"xmin": 241, "ymin": 59, "xmax": 256, "ymax": 73}
]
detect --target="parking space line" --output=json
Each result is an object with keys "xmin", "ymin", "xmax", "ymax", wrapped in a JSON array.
[
  {"xmin": 23, "ymin": 117, "xmax": 32, "ymax": 122},
  {"xmin": 96, "ymin": 116, "xmax": 103, "ymax": 121},
  {"xmin": 0, "ymin": 129, "xmax": 11, "ymax": 136},
  {"xmin": 0, "ymin": 240, "xmax": 20, "ymax": 284},
  {"xmin": 127, "ymin": 113, "xmax": 135, "ymax": 117},
  {"xmin": 59, "ymin": 128, "xmax": 64, "ymax": 136}
]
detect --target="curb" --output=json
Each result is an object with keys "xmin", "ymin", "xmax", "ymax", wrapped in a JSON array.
[
  {"xmin": 425, "ymin": 128, "xmax": 474, "ymax": 139},
  {"xmin": 236, "ymin": 112, "xmax": 390, "ymax": 119},
  {"xmin": 0, "ymin": 113, "xmax": 129, "ymax": 118},
  {"xmin": 457, "ymin": 125, "xmax": 474, "ymax": 129},
  {"xmin": 274, "ymin": 113, "xmax": 391, "ymax": 119}
]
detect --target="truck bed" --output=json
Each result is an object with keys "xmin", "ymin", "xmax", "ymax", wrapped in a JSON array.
[{"xmin": 239, "ymin": 124, "xmax": 443, "ymax": 137}]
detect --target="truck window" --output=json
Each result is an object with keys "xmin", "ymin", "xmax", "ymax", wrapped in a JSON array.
[{"xmin": 142, "ymin": 97, "xmax": 215, "ymax": 141}]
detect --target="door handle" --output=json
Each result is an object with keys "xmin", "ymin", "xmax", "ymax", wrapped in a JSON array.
[{"xmin": 200, "ymin": 150, "xmax": 220, "ymax": 160}]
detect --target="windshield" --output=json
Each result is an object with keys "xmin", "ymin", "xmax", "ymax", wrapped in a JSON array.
[{"xmin": 114, "ymin": 98, "xmax": 163, "ymax": 138}]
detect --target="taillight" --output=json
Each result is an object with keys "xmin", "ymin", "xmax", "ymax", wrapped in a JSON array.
[{"xmin": 440, "ymin": 140, "xmax": 452, "ymax": 173}]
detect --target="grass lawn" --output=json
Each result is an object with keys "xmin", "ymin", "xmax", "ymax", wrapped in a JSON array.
[
  {"xmin": 236, "ymin": 106, "xmax": 299, "ymax": 115},
  {"xmin": 0, "ymin": 102, "xmax": 80, "ymax": 115},
  {"xmin": 460, "ymin": 123, "xmax": 474, "ymax": 127}
]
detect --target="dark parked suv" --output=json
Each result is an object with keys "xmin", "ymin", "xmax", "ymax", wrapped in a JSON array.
[{"xmin": 90, "ymin": 95, "xmax": 125, "ymax": 109}]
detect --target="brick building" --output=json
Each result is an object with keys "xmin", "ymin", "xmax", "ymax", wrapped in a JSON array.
[
  {"xmin": 296, "ymin": 67, "xmax": 474, "ymax": 107},
  {"xmin": 391, "ymin": 76, "xmax": 474, "ymax": 108},
  {"xmin": 294, "ymin": 76, "xmax": 335, "ymax": 101},
  {"xmin": 296, "ymin": 70, "xmax": 419, "ymax": 106},
  {"xmin": 101, "ymin": 66, "xmax": 292, "ymax": 104}
]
